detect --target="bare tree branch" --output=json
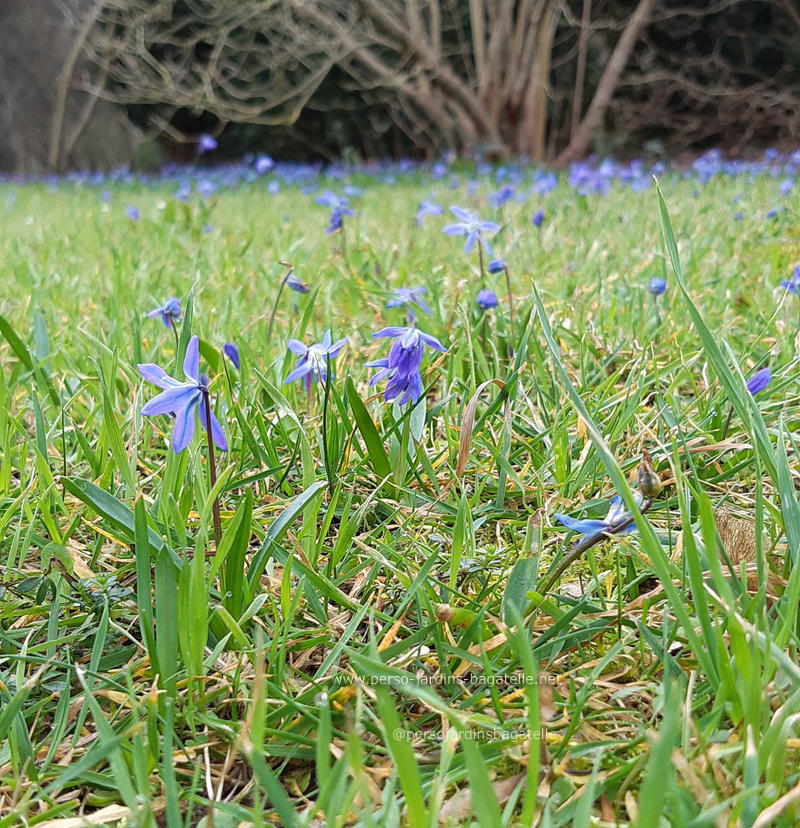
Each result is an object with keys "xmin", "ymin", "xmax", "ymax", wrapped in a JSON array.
[{"xmin": 556, "ymin": 0, "xmax": 657, "ymax": 165}]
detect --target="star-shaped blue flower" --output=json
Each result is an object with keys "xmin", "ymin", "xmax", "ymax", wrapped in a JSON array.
[
  {"xmin": 147, "ymin": 298, "xmax": 182, "ymax": 328},
  {"xmin": 442, "ymin": 207, "xmax": 500, "ymax": 255},
  {"xmin": 366, "ymin": 326, "xmax": 446, "ymax": 405},
  {"xmin": 284, "ymin": 329, "xmax": 349, "ymax": 394},
  {"xmin": 138, "ymin": 335, "xmax": 227, "ymax": 454}
]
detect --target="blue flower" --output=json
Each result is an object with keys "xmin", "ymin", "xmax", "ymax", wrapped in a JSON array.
[
  {"xmin": 284, "ymin": 329, "xmax": 349, "ymax": 394},
  {"xmin": 138, "ymin": 335, "xmax": 227, "ymax": 453},
  {"xmin": 147, "ymin": 297, "xmax": 182, "ymax": 328},
  {"xmin": 531, "ymin": 209, "xmax": 545, "ymax": 227},
  {"xmin": 315, "ymin": 190, "xmax": 354, "ymax": 212},
  {"xmin": 476, "ymin": 289, "xmax": 499, "ymax": 311},
  {"xmin": 779, "ymin": 267, "xmax": 800, "ymax": 294},
  {"xmin": 223, "ymin": 342, "xmax": 240, "ymax": 369},
  {"xmin": 255, "ymin": 154, "xmax": 274, "ymax": 175},
  {"xmin": 126, "ymin": 206, "xmax": 141, "ymax": 221},
  {"xmin": 442, "ymin": 207, "xmax": 500, "ymax": 254},
  {"xmin": 387, "ymin": 287, "xmax": 431, "ymax": 318},
  {"xmin": 415, "ymin": 200, "xmax": 444, "ymax": 227},
  {"xmin": 487, "ymin": 258, "xmax": 507, "ymax": 274},
  {"xmin": 366, "ymin": 326, "xmax": 447, "ymax": 405},
  {"xmin": 316, "ymin": 190, "xmax": 355, "ymax": 234},
  {"xmin": 555, "ymin": 494, "xmax": 642, "ymax": 539},
  {"xmin": 198, "ymin": 134, "xmax": 218, "ymax": 153},
  {"xmin": 490, "ymin": 184, "xmax": 515, "ymax": 207},
  {"xmin": 648, "ymin": 277, "xmax": 667, "ymax": 297},
  {"xmin": 746, "ymin": 367, "xmax": 771, "ymax": 396},
  {"xmin": 287, "ymin": 272, "xmax": 311, "ymax": 294}
]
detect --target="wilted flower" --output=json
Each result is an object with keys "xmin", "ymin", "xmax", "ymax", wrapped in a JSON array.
[
  {"xmin": 284, "ymin": 329, "xmax": 349, "ymax": 394},
  {"xmin": 648, "ymin": 277, "xmax": 667, "ymax": 297},
  {"xmin": 476, "ymin": 289, "xmax": 499, "ymax": 311},
  {"xmin": 746, "ymin": 367, "xmax": 771, "ymax": 396},
  {"xmin": 387, "ymin": 287, "xmax": 431, "ymax": 318},
  {"xmin": 198, "ymin": 134, "xmax": 218, "ymax": 153},
  {"xmin": 531, "ymin": 209, "xmax": 545, "ymax": 227},
  {"xmin": 147, "ymin": 297, "xmax": 182, "ymax": 328},
  {"xmin": 487, "ymin": 258, "xmax": 507, "ymax": 274},
  {"xmin": 442, "ymin": 207, "xmax": 500, "ymax": 254},
  {"xmin": 415, "ymin": 200, "xmax": 443, "ymax": 227},
  {"xmin": 555, "ymin": 493, "xmax": 643, "ymax": 539},
  {"xmin": 138, "ymin": 335, "xmax": 227, "ymax": 453},
  {"xmin": 126, "ymin": 206, "xmax": 141, "ymax": 221},
  {"xmin": 366, "ymin": 326, "xmax": 447, "ymax": 405},
  {"xmin": 287, "ymin": 272, "xmax": 311, "ymax": 294},
  {"xmin": 223, "ymin": 342, "xmax": 240, "ymax": 369}
]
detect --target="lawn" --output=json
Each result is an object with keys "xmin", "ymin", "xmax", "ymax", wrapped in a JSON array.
[{"xmin": 2, "ymin": 153, "xmax": 800, "ymax": 827}]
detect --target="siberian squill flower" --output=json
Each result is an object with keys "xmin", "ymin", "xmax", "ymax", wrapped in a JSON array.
[
  {"xmin": 284, "ymin": 329, "xmax": 349, "ymax": 394},
  {"xmin": 531, "ymin": 209, "xmax": 545, "ymax": 227},
  {"xmin": 555, "ymin": 494, "xmax": 643, "ymax": 539},
  {"xmin": 138, "ymin": 335, "xmax": 227, "ymax": 453},
  {"xmin": 476, "ymin": 289, "xmax": 499, "ymax": 311},
  {"xmin": 487, "ymin": 258, "xmax": 507, "ymax": 274},
  {"xmin": 415, "ymin": 200, "xmax": 443, "ymax": 227},
  {"xmin": 780, "ymin": 266, "xmax": 800, "ymax": 295},
  {"xmin": 198, "ymin": 134, "xmax": 218, "ymax": 153},
  {"xmin": 490, "ymin": 185, "xmax": 515, "ymax": 208},
  {"xmin": 648, "ymin": 277, "xmax": 667, "ymax": 297},
  {"xmin": 223, "ymin": 342, "xmax": 240, "ymax": 369},
  {"xmin": 255, "ymin": 154, "xmax": 274, "ymax": 175},
  {"xmin": 287, "ymin": 272, "xmax": 311, "ymax": 294},
  {"xmin": 442, "ymin": 207, "xmax": 500, "ymax": 255},
  {"xmin": 147, "ymin": 297, "xmax": 182, "ymax": 328},
  {"xmin": 746, "ymin": 367, "xmax": 771, "ymax": 396},
  {"xmin": 126, "ymin": 206, "xmax": 141, "ymax": 221},
  {"xmin": 387, "ymin": 287, "xmax": 431, "ymax": 320},
  {"xmin": 366, "ymin": 327, "xmax": 446, "ymax": 405},
  {"xmin": 315, "ymin": 190, "xmax": 355, "ymax": 234}
]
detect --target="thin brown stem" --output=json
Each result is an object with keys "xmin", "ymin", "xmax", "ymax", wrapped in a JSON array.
[{"xmin": 721, "ymin": 405, "xmax": 734, "ymax": 442}]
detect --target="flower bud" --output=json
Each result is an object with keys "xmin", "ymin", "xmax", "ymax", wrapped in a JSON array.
[{"xmin": 638, "ymin": 449, "xmax": 662, "ymax": 498}]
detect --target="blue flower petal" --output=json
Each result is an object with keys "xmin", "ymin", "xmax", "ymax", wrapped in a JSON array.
[
  {"xmin": 554, "ymin": 515, "xmax": 609, "ymax": 535},
  {"xmin": 172, "ymin": 396, "xmax": 199, "ymax": 453}
]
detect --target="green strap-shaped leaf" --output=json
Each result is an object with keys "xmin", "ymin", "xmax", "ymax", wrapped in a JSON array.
[
  {"xmin": 346, "ymin": 376, "xmax": 392, "ymax": 481},
  {"xmin": 247, "ymin": 480, "xmax": 327, "ymax": 590}
]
